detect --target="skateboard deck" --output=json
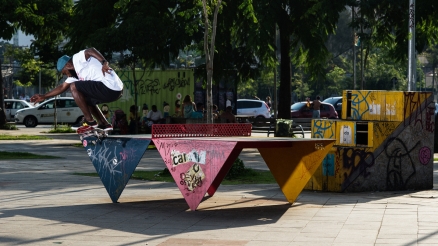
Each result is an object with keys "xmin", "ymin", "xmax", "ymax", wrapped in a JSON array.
[{"xmin": 77, "ymin": 125, "xmax": 109, "ymax": 140}]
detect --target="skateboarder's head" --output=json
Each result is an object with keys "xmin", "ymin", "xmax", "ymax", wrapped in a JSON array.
[{"xmin": 57, "ymin": 55, "xmax": 71, "ymax": 72}]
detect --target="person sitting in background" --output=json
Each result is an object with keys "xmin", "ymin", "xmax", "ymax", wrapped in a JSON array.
[
  {"xmin": 174, "ymin": 99, "xmax": 181, "ymax": 117},
  {"xmin": 182, "ymin": 95, "xmax": 196, "ymax": 118},
  {"xmin": 129, "ymin": 105, "xmax": 139, "ymax": 134},
  {"xmin": 101, "ymin": 104, "xmax": 111, "ymax": 122},
  {"xmin": 191, "ymin": 102, "xmax": 204, "ymax": 119},
  {"xmin": 212, "ymin": 104, "xmax": 219, "ymax": 119},
  {"xmin": 220, "ymin": 106, "xmax": 236, "ymax": 123},
  {"xmin": 163, "ymin": 102, "xmax": 170, "ymax": 118},
  {"xmin": 141, "ymin": 103, "xmax": 149, "ymax": 125},
  {"xmin": 147, "ymin": 105, "xmax": 163, "ymax": 125},
  {"xmin": 196, "ymin": 102, "xmax": 205, "ymax": 113}
]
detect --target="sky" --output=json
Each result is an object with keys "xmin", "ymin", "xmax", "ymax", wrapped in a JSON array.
[{"xmin": 1, "ymin": 31, "xmax": 34, "ymax": 47}]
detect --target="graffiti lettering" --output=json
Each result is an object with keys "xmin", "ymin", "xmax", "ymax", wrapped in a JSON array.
[
  {"xmin": 374, "ymin": 122, "xmax": 397, "ymax": 140},
  {"xmin": 163, "ymin": 78, "xmax": 190, "ymax": 91},
  {"xmin": 180, "ymin": 163, "xmax": 205, "ymax": 192},
  {"xmin": 385, "ymin": 137, "xmax": 420, "ymax": 190},
  {"xmin": 419, "ymin": 146, "xmax": 431, "ymax": 165},
  {"xmin": 403, "ymin": 92, "xmax": 425, "ymax": 128},
  {"xmin": 425, "ymin": 105, "xmax": 435, "ymax": 133},
  {"xmin": 171, "ymin": 149, "xmax": 206, "ymax": 166},
  {"xmin": 341, "ymin": 147, "xmax": 375, "ymax": 180},
  {"xmin": 312, "ymin": 120, "xmax": 335, "ymax": 139},
  {"xmin": 138, "ymin": 79, "xmax": 160, "ymax": 95}
]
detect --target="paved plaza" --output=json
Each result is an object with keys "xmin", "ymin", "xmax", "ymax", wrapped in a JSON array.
[{"xmin": 1, "ymin": 126, "xmax": 438, "ymax": 245}]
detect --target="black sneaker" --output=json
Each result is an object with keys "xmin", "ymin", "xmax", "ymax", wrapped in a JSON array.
[
  {"xmin": 71, "ymin": 117, "xmax": 84, "ymax": 129},
  {"xmin": 97, "ymin": 124, "xmax": 113, "ymax": 131},
  {"xmin": 72, "ymin": 118, "xmax": 98, "ymax": 130}
]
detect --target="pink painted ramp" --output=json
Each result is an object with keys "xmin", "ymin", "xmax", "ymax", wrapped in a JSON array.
[{"xmin": 154, "ymin": 139, "xmax": 237, "ymax": 210}]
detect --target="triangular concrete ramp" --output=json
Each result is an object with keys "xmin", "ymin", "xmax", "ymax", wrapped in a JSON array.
[
  {"xmin": 81, "ymin": 137, "xmax": 151, "ymax": 202},
  {"xmin": 154, "ymin": 139, "xmax": 237, "ymax": 210},
  {"xmin": 258, "ymin": 139, "xmax": 335, "ymax": 203}
]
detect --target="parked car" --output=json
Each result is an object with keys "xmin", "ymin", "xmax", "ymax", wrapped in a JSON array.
[
  {"xmin": 4, "ymin": 99, "xmax": 36, "ymax": 122},
  {"xmin": 236, "ymin": 99, "xmax": 271, "ymax": 118},
  {"xmin": 290, "ymin": 101, "xmax": 338, "ymax": 119},
  {"xmin": 435, "ymin": 103, "xmax": 438, "ymax": 116},
  {"xmin": 323, "ymin": 96, "xmax": 342, "ymax": 116},
  {"xmin": 15, "ymin": 97, "xmax": 83, "ymax": 127}
]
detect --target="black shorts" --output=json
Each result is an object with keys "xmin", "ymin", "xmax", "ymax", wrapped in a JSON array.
[{"xmin": 73, "ymin": 81, "xmax": 122, "ymax": 106}]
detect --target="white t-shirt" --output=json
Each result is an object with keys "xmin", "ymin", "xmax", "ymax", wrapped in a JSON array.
[
  {"xmin": 147, "ymin": 110, "xmax": 163, "ymax": 121},
  {"xmin": 64, "ymin": 50, "xmax": 123, "ymax": 91}
]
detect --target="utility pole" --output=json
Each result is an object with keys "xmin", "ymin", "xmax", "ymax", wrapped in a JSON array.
[
  {"xmin": 407, "ymin": 0, "xmax": 416, "ymax": 91},
  {"xmin": 0, "ymin": 45, "xmax": 6, "ymax": 125},
  {"xmin": 273, "ymin": 24, "xmax": 278, "ymax": 118}
]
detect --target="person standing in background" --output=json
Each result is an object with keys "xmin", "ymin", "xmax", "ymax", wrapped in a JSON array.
[
  {"xmin": 265, "ymin": 96, "xmax": 272, "ymax": 109},
  {"xmin": 313, "ymin": 96, "xmax": 321, "ymax": 118}
]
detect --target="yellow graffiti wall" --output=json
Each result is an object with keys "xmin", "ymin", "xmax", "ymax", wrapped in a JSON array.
[
  {"xmin": 383, "ymin": 92, "xmax": 404, "ymax": 121},
  {"xmin": 307, "ymin": 90, "xmax": 434, "ymax": 192}
]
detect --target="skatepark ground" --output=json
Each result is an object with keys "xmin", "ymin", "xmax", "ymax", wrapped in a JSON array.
[{"xmin": 1, "ymin": 125, "xmax": 438, "ymax": 245}]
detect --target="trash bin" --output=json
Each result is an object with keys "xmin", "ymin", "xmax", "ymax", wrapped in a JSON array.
[{"xmin": 275, "ymin": 119, "xmax": 293, "ymax": 137}]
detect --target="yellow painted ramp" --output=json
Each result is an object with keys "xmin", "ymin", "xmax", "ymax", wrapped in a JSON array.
[{"xmin": 258, "ymin": 139, "xmax": 335, "ymax": 204}]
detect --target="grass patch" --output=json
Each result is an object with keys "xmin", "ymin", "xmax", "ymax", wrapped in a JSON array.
[
  {"xmin": 0, "ymin": 123, "xmax": 18, "ymax": 130},
  {"xmin": 0, "ymin": 151, "xmax": 61, "ymax": 159},
  {"xmin": 0, "ymin": 134, "xmax": 50, "ymax": 140},
  {"xmin": 47, "ymin": 125, "xmax": 76, "ymax": 133}
]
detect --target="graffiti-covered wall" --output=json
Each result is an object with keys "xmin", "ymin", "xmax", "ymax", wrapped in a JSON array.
[
  {"xmin": 307, "ymin": 90, "xmax": 434, "ymax": 192},
  {"xmin": 101, "ymin": 69, "xmax": 236, "ymax": 116},
  {"xmin": 105, "ymin": 69, "xmax": 194, "ymax": 114}
]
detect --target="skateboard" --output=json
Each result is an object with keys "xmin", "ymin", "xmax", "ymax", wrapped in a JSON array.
[{"xmin": 77, "ymin": 125, "xmax": 109, "ymax": 140}]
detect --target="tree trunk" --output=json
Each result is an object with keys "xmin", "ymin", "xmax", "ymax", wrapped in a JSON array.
[
  {"xmin": 0, "ymin": 58, "xmax": 6, "ymax": 126},
  {"xmin": 133, "ymin": 67, "xmax": 138, "ymax": 134},
  {"xmin": 202, "ymin": 0, "xmax": 221, "ymax": 124},
  {"xmin": 277, "ymin": 23, "xmax": 291, "ymax": 119}
]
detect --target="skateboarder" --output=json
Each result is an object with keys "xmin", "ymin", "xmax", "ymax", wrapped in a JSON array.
[{"xmin": 30, "ymin": 47, "xmax": 123, "ymax": 131}]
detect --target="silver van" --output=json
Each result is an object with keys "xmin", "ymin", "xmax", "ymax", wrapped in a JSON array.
[{"xmin": 236, "ymin": 99, "xmax": 271, "ymax": 118}]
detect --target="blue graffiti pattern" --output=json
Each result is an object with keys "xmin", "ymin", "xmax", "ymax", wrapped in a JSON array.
[
  {"xmin": 351, "ymin": 91, "xmax": 371, "ymax": 120},
  {"xmin": 312, "ymin": 120, "xmax": 335, "ymax": 139}
]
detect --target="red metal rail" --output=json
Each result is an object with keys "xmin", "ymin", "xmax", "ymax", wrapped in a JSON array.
[{"xmin": 151, "ymin": 123, "xmax": 252, "ymax": 138}]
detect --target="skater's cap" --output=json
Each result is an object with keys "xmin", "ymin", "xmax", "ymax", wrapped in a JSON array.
[{"xmin": 57, "ymin": 55, "xmax": 71, "ymax": 72}]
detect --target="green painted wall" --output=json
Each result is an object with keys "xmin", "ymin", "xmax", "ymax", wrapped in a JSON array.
[
  {"xmin": 103, "ymin": 68, "xmax": 237, "ymax": 117},
  {"xmin": 104, "ymin": 69, "xmax": 194, "ymax": 115}
]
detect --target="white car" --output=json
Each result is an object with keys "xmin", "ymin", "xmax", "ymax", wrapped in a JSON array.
[
  {"xmin": 4, "ymin": 99, "xmax": 36, "ymax": 122},
  {"xmin": 15, "ymin": 97, "xmax": 83, "ymax": 127},
  {"xmin": 236, "ymin": 99, "xmax": 271, "ymax": 118}
]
